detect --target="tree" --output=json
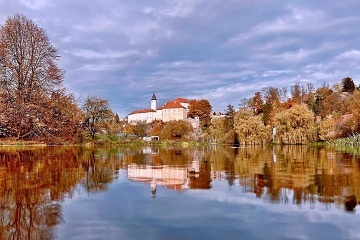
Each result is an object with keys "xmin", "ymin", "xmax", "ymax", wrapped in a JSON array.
[
  {"xmin": 150, "ymin": 120, "xmax": 164, "ymax": 136},
  {"xmin": 233, "ymin": 109, "xmax": 271, "ymax": 145},
  {"xmin": 82, "ymin": 95, "xmax": 113, "ymax": 139},
  {"xmin": 261, "ymin": 87, "xmax": 281, "ymax": 125},
  {"xmin": 224, "ymin": 104, "xmax": 236, "ymax": 128},
  {"xmin": 188, "ymin": 99, "xmax": 212, "ymax": 127},
  {"xmin": 291, "ymin": 83, "xmax": 303, "ymax": 104},
  {"xmin": 273, "ymin": 104, "xmax": 317, "ymax": 144},
  {"xmin": 249, "ymin": 92, "xmax": 263, "ymax": 115},
  {"xmin": 262, "ymin": 86, "xmax": 280, "ymax": 107},
  {"xmin": 210, "ymin": 117, "xmax": 228, "ymax": 143},
  {"xmin": 225, "ymin": 104, "xmax": 236, "ymax": 120},
  {"xmin": 313, "ymin": 84, "xmax": 332, "ymax": 116},
  {"xmin": 238, "ymin": 98, "xmax": 250, "ymax": 110},
  {"xmin": 318, "ymin": 115, "xmax": 337, "ymax": 141},
  {"xmin": 342, "ymin": 77, "xmax": 355, "ymax": 93},
  {"xmin": 0, "ymin": 14, "xmax": 84, "ymax": 143},
  {"xmin": 350, "ymin": 90, "xmax": 360, "ymax": 132},
  {"xmin": 160, "ymin": 120, "xmax": 193, "ymax": 140},
  {"xmin": 132, "ymin": 121, "xmax": 149, "ymax": 138}
]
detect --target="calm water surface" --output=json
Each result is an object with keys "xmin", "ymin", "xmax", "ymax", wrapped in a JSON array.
[{"xmin": 0, "ymin": 145, "xmax": 360, "ymax": 240}]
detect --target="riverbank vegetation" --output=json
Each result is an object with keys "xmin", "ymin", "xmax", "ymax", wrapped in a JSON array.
[
  {"xmin": 211, "ymin": 78, "xmax": 360, "ymax": 145},
  {"xmin": 1, "ymin": 14, "xmax": 360, "ymax": 146}
]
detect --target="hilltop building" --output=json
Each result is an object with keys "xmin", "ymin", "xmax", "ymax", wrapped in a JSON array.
[{"xmin": 128, "ymin": 93, "xmax": 196, "ymax": 125}]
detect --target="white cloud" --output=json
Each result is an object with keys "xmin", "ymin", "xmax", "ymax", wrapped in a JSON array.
[
  {"xmin": 227, "ymin": 5, "xmax": 325, "ymax": 45},
  {"xmin": 70, "ymin": 49, "xmax": 141, "ymax": 60},
  {"xmin": 19, "ymin": 0, "xmax": 50, "ymax": 9},
  {"xmin": 1, "ymin": 0, "xmax": 360, "ymax": 116},
  {"xmin": 335, "ymin": 50, "xmax": 360, "ymax": 61},
  {"xmin": 163, "ymin": 0, "xmax": 203, "ymax": 17}
]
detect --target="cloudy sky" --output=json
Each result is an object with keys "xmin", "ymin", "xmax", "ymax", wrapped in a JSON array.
[{"xmin": 1, "ymin": 0, "xmax": 359, "ymax": 117}]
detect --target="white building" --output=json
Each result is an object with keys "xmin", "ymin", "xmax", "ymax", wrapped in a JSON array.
[{"xmin": 128, "ymin": 93, "xmax": 191, "ymax": 124}]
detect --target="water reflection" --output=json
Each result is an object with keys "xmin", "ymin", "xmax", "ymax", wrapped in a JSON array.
[
  {"xmin": 0, "ymin": 145, "xmax": 359, "ymax": 239},
  {"xmin": 125, "ymin": 145, "xmax": 360, "ymax": 213},
  {"xmin": 0, "ymin": 146, "xmax": 122, "ymax": 239}
]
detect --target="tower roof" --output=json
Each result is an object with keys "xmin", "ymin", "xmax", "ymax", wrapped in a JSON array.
[{"xmin": 151, "ymin": 93, "xmax": 157, "ymax": 100}]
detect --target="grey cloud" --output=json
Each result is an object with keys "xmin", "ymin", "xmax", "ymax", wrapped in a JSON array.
[{"xmin": 1, "ymin": 0, "xmax": 360, "ymax": 117}]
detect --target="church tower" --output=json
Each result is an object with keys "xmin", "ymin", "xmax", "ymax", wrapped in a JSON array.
[{"xmin": 151, "ymin": 93, "xmax": 157, "ymax": 110}]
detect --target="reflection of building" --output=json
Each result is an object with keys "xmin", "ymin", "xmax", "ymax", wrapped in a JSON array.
[{"xmin": 127, "ymin": 164, "xmax": 188, "ymax": 190}]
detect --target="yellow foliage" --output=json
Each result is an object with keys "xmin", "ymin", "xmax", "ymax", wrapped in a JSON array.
[
  {"xmin": 350, "ymin": 91, "xmax": 360, "ymax": 132},
  {"xmin": 234, "ymin": 109, "xmax": 271, "ymax": 145},
  {"xmin": 274, "ymin": 104, "xmax": 317, "ymax": 144},
  {"xmin": 318, "ymin": 116, "xmax": 337, "ymax": 141}
]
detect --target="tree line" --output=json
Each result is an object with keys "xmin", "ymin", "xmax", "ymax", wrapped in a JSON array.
[
  {"xmin": 1, "ymin": 14, "xmax": 359, "ymax": 145},
  {"xmin": 211, "ymin": 77, "xmax": 360, "ymax": 145}
]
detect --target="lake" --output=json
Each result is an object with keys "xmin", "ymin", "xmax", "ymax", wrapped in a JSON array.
[{"xmin": 0, "ymin": 145, "xmax": 359, "ymax": 240}]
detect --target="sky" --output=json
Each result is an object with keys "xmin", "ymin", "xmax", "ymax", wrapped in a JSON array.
[{"xmin": 1, "ymin": 0, "xmax": 360, "ymax": 118}]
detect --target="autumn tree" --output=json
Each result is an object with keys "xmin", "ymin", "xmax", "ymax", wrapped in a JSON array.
[
  {"xmin": 210, "ymin": 117, "xmax": 228, "ymax": 143},
  {"xmin": 132, "ymin": 121, "xmax": 149, "ymax": 138},
  {"xmin": 318, "ymin": 115, "xmax": 337, "ymax": 141},
  {"xmin": 313, "ymin": 83, "xmax": 332, "ymax": 116},
  {"xmin": 249, "ymin": 92, "xmax": 263, "ymax": 115},
  {"xmin": 150, "ymin": 120, "xmax": 164, "ymax": 136},
  {"xmin": 41, "ymin": 90, "xmax": 84, "ymax": 143},
  {"xmin": 188, "ymin": 99, "xmax": 212, "ymax": 127},
  {"xmin": 349, "ymin": 90, "xmax": 360, "ymax": 132},
  {"xmin": 0, "ymin": 14, "xmax": 84, "ymax": 143},
  {"xmin": 82, "ymin": 95, "xmax": 113, "ymax": 139},
  {"xmin": 291, "ymin": 83, "xmax": 303, "ymax": 104},
  {"xmin": 273, "ymin": 104, "xmax": 317, "ymax": 144},
  {"xmin": 234, "ymin": 109, "xmax": 271, "ymax": 145},
  {"xmin": 159, "ymin": 120, "xmax": 193, "ymax": 140},
  {"xmin": 320, "ymin": 91, "xmax": 350, "ymax": 118},
  {"xmin": 262, "ymin": 86, "xmax": 281, "ymax": 125}
]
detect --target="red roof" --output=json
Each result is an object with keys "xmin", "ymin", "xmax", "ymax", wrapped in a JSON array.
[
  {"xmin": 160, "ymin": 98, "xmax": 190, "ymax": 110},
  {"xmin": 174, "ymin": 98, "xmax": 190, "ymax": 103},
  {"xmin": 129, "ymin": 98, "xmax": 190, "ymax": 114}
]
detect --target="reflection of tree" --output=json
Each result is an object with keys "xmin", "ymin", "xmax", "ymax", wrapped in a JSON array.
[
  {"xmin": 228, "ymin": 145, "xmax": 360, "ymax": 211},
  {"xmin": 121, "ymin": 145, "xmax": 360, "ymax": 211},
  {"xmin": 81, "ymin": 148, "xmax": 124, "ymax": 193},
  {"xmin": 0, "ymin": 147, "xmax": 85, "ymax": 239},
  {"xmin": 0, "ymin": 146, "xmax": 126, "ymax": 239},
  {"xmin": 189, "ymin": 159, "xmax": 211, "ymax": 189}
]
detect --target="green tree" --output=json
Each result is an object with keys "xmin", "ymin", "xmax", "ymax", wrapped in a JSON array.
[
  {"xmin": 224, "ymin": 104, "xmax": 236, "ymax": 129},
  {"xmin": 342, "ymin": 77, "xmax": 355, "ymax": 93}
]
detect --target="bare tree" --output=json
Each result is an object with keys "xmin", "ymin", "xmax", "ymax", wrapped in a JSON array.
[
  {"xmin": 82, "ymin": 95, "xmax": 113, "ymax": 139},
  {"xmin": 0, "ymin": 14, "xmax": 65, "ymax": 139}
]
